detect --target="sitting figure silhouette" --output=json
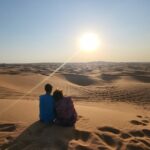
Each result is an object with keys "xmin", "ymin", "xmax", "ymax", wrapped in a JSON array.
[
  {"xmin": 53, "ymin": 89, "xmax": 77, "ymax": 126},
  {"xmin": 39, "ymin": 84, "xmax": 55, "ymax": 124}
]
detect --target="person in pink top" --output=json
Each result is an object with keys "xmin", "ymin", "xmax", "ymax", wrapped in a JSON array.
[{"xmin": 53, "ymin": 89, "xmax": 77, "ymax": 126}]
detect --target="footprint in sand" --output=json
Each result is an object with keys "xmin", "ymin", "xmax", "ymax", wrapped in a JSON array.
[
  {"xmin": 74, "ymin": 130, "xmax": 91, "ymax": 142},
  {"xmin": 96, "ymin": 126, "xmax": 150, "ymax": 150},
  {"xmin": 130, "ymin": 115, "xmax": 150, "ymax": 127},
  {"xmin": 97, "ymin": 126, "xmax": 120, "ymax": 134},
  {"xmin": 0, "ymin": 123, "xmax": 16, "ymax": 132},
  {"xmin": 120, "ymin": 133, "xmax": 131, "ymax": 139},
  {"xmin": 125, "ymin": 129, "xmax": 150, "ymax": 149},
  {"xmin": 137, "ymin": 115, "xmax": 150, "ymax": 122},
  {"xmin": 126, "ymin": 143, "xmax": 145, "ymax": 150},
  {"xmin": 139, "ymin": 139, "xmax": 150, "ymax": 147},
  {"xmin": 96, "ymin": 126, "xmax": 123, "ymax": 149},
  {"xmin": 129, "ymin": 130, "xmax": 145, "ymax": 137},
  {"xmin": 96, "ymin": 132, "xmax": 122, "ymax": 148},
  {"xmin": 141, "ymin": 119, "xmax": 149, "ymax": 124},
  {"xmin": 137, "ymin": 115, "xmax": 143, "ymax": 118},
  {"xmin": 130, "ymin": 120, "xmax": 146, "ymax": 126},
  {"xmin": 142, "ymin": 129, "xmax": 150, "ymax": 138}
]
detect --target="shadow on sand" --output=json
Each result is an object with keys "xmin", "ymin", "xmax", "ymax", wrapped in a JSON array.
[{"xmin": 1, "ymin": 121, "xmax": 91, "ymax": 150}]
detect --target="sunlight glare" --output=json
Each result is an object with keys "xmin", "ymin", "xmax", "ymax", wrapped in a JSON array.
[{"xmin": 79, "ymin": 33, "xmax": 100, "ymax": 52}]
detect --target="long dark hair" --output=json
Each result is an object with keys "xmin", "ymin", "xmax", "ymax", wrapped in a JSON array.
[{"xmin": 53, "ymin": 89, "xmax": 63, "ymax": 102}]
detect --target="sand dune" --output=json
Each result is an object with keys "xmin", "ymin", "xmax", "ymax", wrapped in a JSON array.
[
  {"xmin": 62, "ymin": 73, "xmax": 97, "ymax": 86},
  {"xmin": 100, "ymin": 73, "xmax": 121, "ymax": 82},
  {"xmin": 0, "ymin": 71, "xmax": 149, "ymax": 104},
  {"xmin": 0, "ymin": 62, "xmax": 150, "ymax": 149}
]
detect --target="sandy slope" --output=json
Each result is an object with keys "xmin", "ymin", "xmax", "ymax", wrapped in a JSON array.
[
  {"xmin": 0, "ymin": 72, "xmax": 149, "ymax": 104},
  {"xmin": 0, "ymin": 101, "xmax": 150, "ymax": 150},
  {"xmin": 0, "ymin": 62, "xmax": 150, "ymax": 149}
]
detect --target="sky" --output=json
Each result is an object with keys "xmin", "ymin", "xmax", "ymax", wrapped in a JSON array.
[{"xmin": 0, "ymin": 0, "xmax": 150, "ymax": 63}]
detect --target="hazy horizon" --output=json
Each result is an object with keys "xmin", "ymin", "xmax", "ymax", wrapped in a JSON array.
[
  {"xmin": 0, "ymin": 60, "xmax": 150, "ymax": 65},
  {"xmin": 0, "ymin": 0, "xmax": 150, "ymax": 63}
]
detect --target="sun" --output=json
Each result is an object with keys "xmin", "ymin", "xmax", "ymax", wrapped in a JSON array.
[{"xmin": 79, "ymin": 33, "xmax": 100, "ymax": 52}]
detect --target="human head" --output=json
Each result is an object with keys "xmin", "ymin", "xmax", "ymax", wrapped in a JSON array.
[
  {"xmin": 53, "ymin": 89, "xmax": 63, "ymax": 101},
  {"xmin": 45, "ymin": 84, "xmax": 53, "ymax": 94}
]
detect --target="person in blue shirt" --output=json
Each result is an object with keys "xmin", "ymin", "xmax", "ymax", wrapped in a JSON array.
[{"xmin": 39, "ymin": 84, "xmax": 55, "ymax": 123}]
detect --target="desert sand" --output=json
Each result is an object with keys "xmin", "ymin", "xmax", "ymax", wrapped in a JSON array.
[{"xmin": 0, "ymin": 62, "xmax": 150, "ymax": 150}]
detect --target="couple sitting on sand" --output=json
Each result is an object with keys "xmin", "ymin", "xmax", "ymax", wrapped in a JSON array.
[{"xmin": 39, "ymin": 84, "xmax": 77, "ymax": 126}]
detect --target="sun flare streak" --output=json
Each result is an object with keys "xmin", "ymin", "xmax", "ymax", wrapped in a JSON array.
[{"xmin": 0, "ymin": 50, "xmax": 80, "ymax": 116}]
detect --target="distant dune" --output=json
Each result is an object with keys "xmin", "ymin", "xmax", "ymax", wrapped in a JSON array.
[
  {"xmin": 0, "ymin": 62, "xmax": 149, "ymax": 104},
  {"xmin": 62, "ymin": 73, "xmax": 97, "ymax": 86}
]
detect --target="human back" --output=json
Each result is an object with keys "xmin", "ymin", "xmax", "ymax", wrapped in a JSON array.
[
  {"xmin": 39, "ymin": 84, "xmax": 55, "ymax": 123},
  {"xmin": 53, "ymin": 90, "xmax": 77, "ymax": 126}
]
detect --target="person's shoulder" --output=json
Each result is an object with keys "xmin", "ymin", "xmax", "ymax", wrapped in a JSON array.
[
  {"xmin": 39, "ymin": 94, "xmax": 54, "ymax": 102},
  {"xmin": 39, "ymin": 94, "xmax": 46, "ymax": 99},
  {"xmin": 41, "ymin": 94, "xmax": 54, "ymax": 99}
]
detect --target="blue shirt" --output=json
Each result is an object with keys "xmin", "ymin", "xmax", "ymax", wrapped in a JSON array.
[{"xmin": 39, "ymin": 94, "xmax": 55, "ymax": 123}]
